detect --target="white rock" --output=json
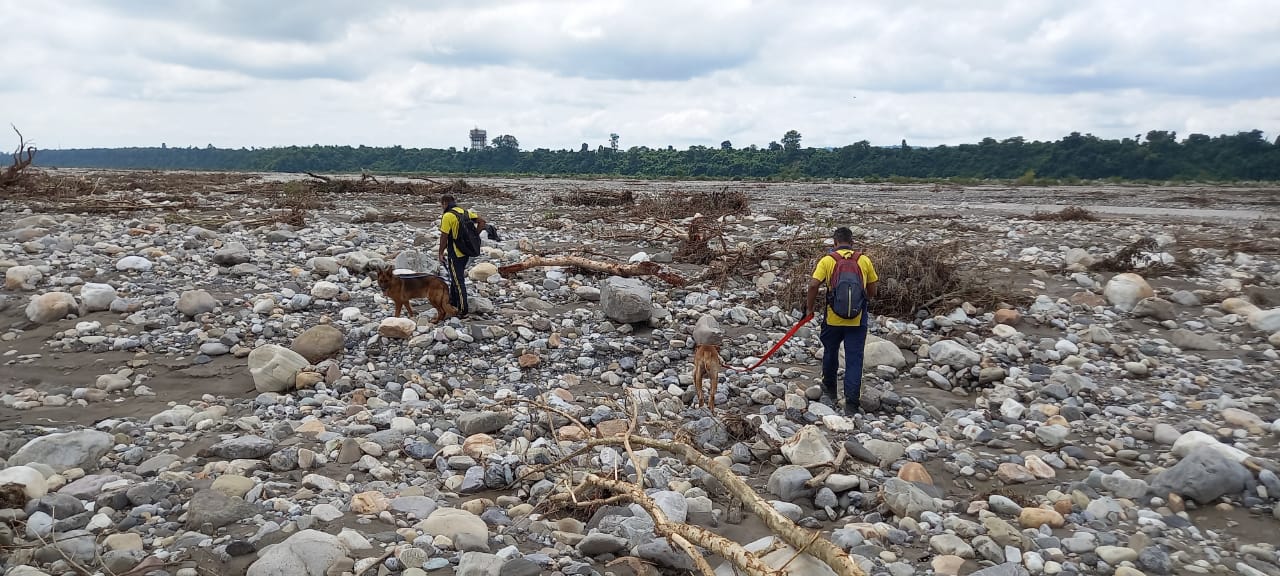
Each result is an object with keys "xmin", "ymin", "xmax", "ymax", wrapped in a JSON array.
[
  {"xmin": 929, "ymin": 340, "xmax": 980, "ymax": 368},
  {"xmin": 247, "ymin": 529, "xmax": 351, "ymax": 576},
  {"xmin": 781, "ymin": 425, "xmax": 836, "ymax": 467},
  {"xmin": 0, "ymin": 465, "xmax": 49, "ymax": 500},
  {"xmin": 25, "ymin": 292, "xmax": 78, "ymax": 323},
  {"xmin": 1102, "ymin": 273, "xmax": 1154, "ymax": 312},
  {"xmin": 864, "ymin": 336, "xmax": 907, "ymax": 368},
  {"xmin": 115, "ymin": 255, "xmax": 153, "ymax": 272},
  {"xmin": 469, "ymin": 262, "xmax": 499, "ymax": 282},
  {"xmin": 378, "ymin": 317, "xmax": 417, "ymax": 339},
  {"xmin": 1171, "ymin": 431, "xmax": 1250, "ymax": 463},
  {"xmin": 247, "ymin": 344, "xmax": 309, "ymax": 393},
  {"xmin": 1248, "ymin": 308, "xmax": 1280, "ymax": 333},
  {"xmin": 310, "ymin": 281, "xmax": 340, "ymax": 299},
  {"xmin": 79, "ymin": 283, "xmax": 118, "ymax": 312},
  {"xmin": 4, "ymin": 265, "xmax": 42, "ymax": 290}
]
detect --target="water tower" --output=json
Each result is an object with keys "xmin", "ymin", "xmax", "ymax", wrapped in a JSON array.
[{"xmin": 469, "ymin": 128, "xmax": 487, "ymax": 151}]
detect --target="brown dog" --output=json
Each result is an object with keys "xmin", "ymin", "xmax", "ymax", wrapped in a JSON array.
[
  {"xmin": 691, "ymin": 343, "xmax": 723, "ymax": 412},
  {"xmin": 372, "ymin": 265, "xmax": 456, "ymax": 321}
]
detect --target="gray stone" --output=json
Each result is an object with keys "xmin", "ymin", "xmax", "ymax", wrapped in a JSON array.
[
  {"xmin": 651, "ymin": 491, "xmax": 688, "ymax": 523},
  {"xmin": 929, "ymin": 339, "xmax": 981, "ymax": 368},
  {"xmin": 205, "ymin": 435, "xmax": 275, "ymax": 459},
  {"xmin": 971, "ymin": 563, "xmax": 1030, "ymax": 576},
  {"xmin": 883, "ymin": 478, "xmax": 938, "ymax": 520},
  {"xmin": 213, "ymin": 242, "xmax": 251, "ymax": 265},
  {"xmin": 1150, "ymin": 446, "xmax": 1250, "ymax": 504},
  {"xmin": 499, "ymin": 558, "xmax": 542, "ymax": 576},
  {"xmin": 599, "ymin": 276, "xmax": 653, "ymax": 324},
  {"xmin": 862, "ymin": 438, "xmax": 906, "ymax": 467},
  {"xmin": 176, "ymin": 289, "xmax": 218, "ymax": 316},
  {"xmin": 25, "ymin": 292, "xmax": 78, "ymax": 324},
  {"xmin": 781, "ymin": 425, "xmax": 835, "ymax": 467},
  {"xmin": 1035, "ymin": 424, "xmax": 1070, "ymax": 447},
  {"xmin": 186, "ymin": 489, "xmax": 256, "ymax": 529},
  {"xmin": 1131, "ymin": 297, "xmax": 1175, "ymax": 321},
  {"xmin": 634, "ymin": 538, "xmax": 696, "ymax": 571},
  {"xmin": 79, "ymin": 283, "xmax": 118, "ymax": 312},
  {"xmin": 458, "ymin": 412, "xmax": 511, "ymax": 435},
  {"xmin": 8, "ymin": 430, "xmax": 113, "ymax": 473},
  {"xmin": 1167, "ymin": 329, "xmax": 1221, "ymax": 351},
  {"xmin": 457, "ymin": 551, "xmax": 503, "ymax": 576},
  {"xmin": 692, "ymin": 314, "xmax": 724, "ymax": 345},
  {"xmin": 248, "ymin": 344, "xmax": 309, "ymax": 393},
  {"xmin": 767, "ymin": 465, "xmax": 815, "ymax": 502},
  {"xmin": 930, "ymin": 533, "xmax": 975, "ymax": 558},
  {"xmin": 290, "ymin": 325, "xmax": 344, "ymax": 363},
  {"xmin": 576, "ymin": 532, "xmax": 629, "ymax": 556},
  {"xmin": 34, "ymin": 529, "xmax": 96, "ymax": 564},
  {"xmin": 247, "ymin": 529, "xmax": 350, "ymax": 576},
  {"xmin": 1169, "ymin": 290, "xmax": 1201, "ymax": 306},
  {"xmin": 390, "ymin": 496, "xmax": 437, "ymax": 519}
]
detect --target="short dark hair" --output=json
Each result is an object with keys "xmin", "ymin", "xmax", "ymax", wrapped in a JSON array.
[
  {"xmin": 440, "ymin": 194, "xmax": 456, "ymax": 205},
  {"xmin": 833, "ymin": 227, "xmax": 854, "ymax": 244}
]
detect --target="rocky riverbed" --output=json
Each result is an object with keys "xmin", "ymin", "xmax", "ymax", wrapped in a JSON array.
[{"xmin": 1, "ymin": 171, "xmax": 1279, "ymax": 576}]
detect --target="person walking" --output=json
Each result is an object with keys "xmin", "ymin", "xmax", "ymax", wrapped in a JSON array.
[
  {"xmin": 805, "ymin": 227, "xmax": 879, "ymax": 415},
  {"xmin": 437, "ymin": 194, "xmax": 486, "ymax": 318}
]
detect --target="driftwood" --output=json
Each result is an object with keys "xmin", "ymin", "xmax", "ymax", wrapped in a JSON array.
[
  {"xmin": 498, "ymin": 255, "xmax": 687, "ymax": 286},
  {"xmin": 581, "ymin": 435, "xmax": 866, "ymax": 576},
  {"xmin": 1, "ymin": 125, "xmax": 36, "ymax": 187}
]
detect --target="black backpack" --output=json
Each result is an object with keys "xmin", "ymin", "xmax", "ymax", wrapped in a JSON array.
[
  {"xmin": 450, "ymin": 207, "xmax": 482, "ymax": 257},
  {"xmin": 827, "ymin": 249, "xmax": 867, "ymax": 319}
]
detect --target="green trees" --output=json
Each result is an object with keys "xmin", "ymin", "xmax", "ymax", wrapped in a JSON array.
[{"xmin": 34, "ymin": 130, "xmax": 1280, "ymax": 182}]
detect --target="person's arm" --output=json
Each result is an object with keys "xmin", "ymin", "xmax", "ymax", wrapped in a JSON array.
[
  {"xmin": 805, "ymin": 278, "xmax": 822, "ymax": 319},
  {"xmin": 866, "ymin": 280, "xmax": 879, "ymax": 299},
  {"xmin": 438, "ymin": 213, "xmax": 451, "ymax": 261},
  {"xmin": 475, "ymin": 216, "xmax": 487, "ymax": 232}
]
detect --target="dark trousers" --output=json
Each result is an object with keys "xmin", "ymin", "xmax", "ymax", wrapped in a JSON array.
[
  {"xmin": 445, "ymin": 254, "xmax": 470, "ymax": 313},
  {"xmin": 820, "ymin": 319, "xmax": 869, "ymax": 402}
]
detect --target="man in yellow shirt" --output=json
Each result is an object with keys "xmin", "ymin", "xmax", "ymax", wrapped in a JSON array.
[
  {"xmin": 805, "ymin": 227, "xmax": 879, "ymax": 415},
  {"xmin": 437, "ymin": 194, "xmax": 486, "ymax": 318}
]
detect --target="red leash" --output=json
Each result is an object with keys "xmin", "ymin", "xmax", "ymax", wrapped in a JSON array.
[{"xmin": 726, "ymin": 313, "xmax": 814, "ymax": 372}]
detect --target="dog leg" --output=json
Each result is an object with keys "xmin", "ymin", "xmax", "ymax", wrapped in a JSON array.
[
  {"xmin": 404, "ymin": 302, "xmax": 415, "ymax": 317},
  {"xmin": 708, "ymin": 367, "xmax": 719, "ymax": 413},
  {"xmin": 692, "ymin": 364, "xmax": 705, "ymax": 408},
  {"xmin": 393, "ymin": 302, "xmax": 403, "ymax": 318}
]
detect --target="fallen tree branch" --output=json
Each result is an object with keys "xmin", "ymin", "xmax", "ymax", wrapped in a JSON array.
[
  {"xmin": 555, "ymin": 474, "xmax": 771, "ymax": 576},
  {"xmin": 1, "ymin": 124, "xmax": 36, "ymax": 187},
  {"xmin": 498, "ymin": 255, "xmax": 687, "ymax": 286},
  {"xmin": 805, "ymin": 444, "xmax": 849, "ymax": 489},
  {"xmin": 303, "ymin": 171, "xmax": 332, "ymax": 182},
  {"xmin": 587, "ymin": 435, "xmax": 866, "ymax": 576}
]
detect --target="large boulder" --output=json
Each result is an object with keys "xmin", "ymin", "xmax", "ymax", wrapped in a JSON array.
[
  {"xmin": 1103, "ymin": 273, "xmax": 1154, "ymax": 312},
  {"xmin": 291, "ymin": 325, "xmax": 345, "ymax": 363},
  {"xmin": 185, "ymin": 489, "xmax": 257, "ymax": 529},
  {"xmin": 864, "ymin": 336, "xmax": 907, "ymax": 368},
  {"xmin": 692, "ymin": 314, "xmax": 724, "ymax": 345},
  {"xmin": 79, "ymin": 283, "xmax": 118, "ymax": 312},
  {"xmin": 5, "ymin": 265, "xmax": 42, "ymax": 290},
  {"xmin": 378, "ymin": 318, "xmax": 417, "ymax": 339},
  {"xmin": 1131, "ymin": 297, "xmax": 1175, "ymax": 321},
  {"xmin": 248, "ymin": 344, "xmax": 309, "ymax": 393},
  {"xmin": 928, "ymin": 340, "xmax": 980, "ymax": 368},
  {"xmin": 247, "ymin": 529, "xmax": 351, "ymax": 576},
  {"xmin": 780, "ymin": 425, "xmax": 835, "ymax": 467},
  {"xmin": 469, "ymin": 262, "xmax": 499, "ymax": 282},
  {"xmin": 213, "ymin": 242, "xmax": 251, "ymax": 265},
  {"xmin": 25, "ymin": 292, "xmax": 78, "ymax": 324},
  {"xmin": 599, "ymin": 276, "xmax": 653, "ymax": 324},
  {"xmin": 1150, "ymin": 446, "xmax": 1250, "ymax": 504},
  {"xmin": 0, "ymin": 465, "xmax": 49, "ymax": 500},
  {"xmin": 883, "ymin": 477, "xmax": 939, "ymax": 519},
  {"xmin": 1248, "ymin": 308, "xmax": 1280, "ymax": 332},
  {"xmin": 176, "ymin": 289, "xmax": 218, "ymax": 316},
  {"xmin": 7, "ymin": 430, "xmax": 113, "ymax": 473},
  {"xmin": 415, "ymin": 508, "xmax": 488, "ymax": 542}
]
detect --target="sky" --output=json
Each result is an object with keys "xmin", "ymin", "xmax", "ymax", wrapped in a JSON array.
[{"xmin": 2, "ymin": 0, "xmax": 1278, "ymax": 151}]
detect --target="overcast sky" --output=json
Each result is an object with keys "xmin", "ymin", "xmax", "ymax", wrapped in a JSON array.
[{"xmin": 3, "ymin": 0, "xmax": 1278, "ymax": 151}]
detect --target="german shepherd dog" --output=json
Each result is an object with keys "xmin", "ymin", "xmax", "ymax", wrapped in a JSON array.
[
  {"xmin": 372, "ymin": 264, "xmax": 457, "ymax": 321},
  {"xmin": 691, "ymin": 343, "xmax": 724, "ymax": 412}
]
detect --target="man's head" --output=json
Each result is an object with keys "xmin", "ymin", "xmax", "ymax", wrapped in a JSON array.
[
  {"xmin": 440, "ymin": 194, "xmax": 456, "ymax": 211},
  {"xmin": 833, "ymin": 226, "xmax": 854, "ymax": 246}
]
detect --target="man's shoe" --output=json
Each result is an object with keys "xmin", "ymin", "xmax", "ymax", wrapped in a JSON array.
[
  {"xmin": 842, "ymin": 401, "xmax": 861, "ymax": 417},
  {"xmin": 820, "ymin": 394, "xmax": 839, "ymax": 407}
]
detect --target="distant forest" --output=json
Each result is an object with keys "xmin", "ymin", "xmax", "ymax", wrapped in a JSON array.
[{"xmin": 34, "ymin": 129, "xmax": 1280, "ymax": 182}]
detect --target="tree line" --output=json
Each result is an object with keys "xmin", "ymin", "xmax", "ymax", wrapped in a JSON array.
[{"xmin": 33, "ymin": 129, "xmax": 1280, "ymax": 182}]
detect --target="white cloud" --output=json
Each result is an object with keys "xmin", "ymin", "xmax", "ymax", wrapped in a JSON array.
[{"xmin": 0, "ymin": 0, "xmax": 1276, "ymax": 150}]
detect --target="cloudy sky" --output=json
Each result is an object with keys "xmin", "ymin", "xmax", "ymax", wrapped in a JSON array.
[{"xmin": 2, "ymin": 0, "xmax": 1277, "ymax": 151}]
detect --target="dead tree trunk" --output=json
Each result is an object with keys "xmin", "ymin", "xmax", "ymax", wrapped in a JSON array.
[
  {"xmin": 1, "ymin": 125, "xmax": 36, "ymax": 187},
  {"xmin": 498, "ymin": 255, "xmax": 687, "ymax": 286}
]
